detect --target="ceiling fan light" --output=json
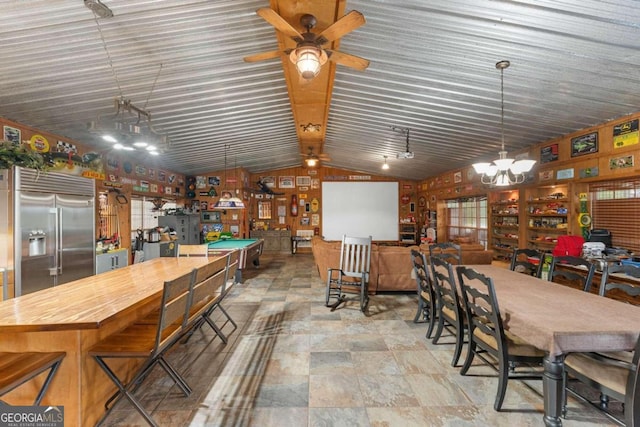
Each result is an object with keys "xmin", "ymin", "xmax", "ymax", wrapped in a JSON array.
[
  {"xmin": 291, "ymin": 46, "xmax": 326, "ymax": 80},
  {"xmin": 306, "ymin": 158, "xmax": 317, "ymax": 167}
]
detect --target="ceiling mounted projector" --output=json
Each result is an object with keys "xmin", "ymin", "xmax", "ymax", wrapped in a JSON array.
[
  {"xmin": 396, "ymin": 151, "xmax": 414, "ymax": 159},
  {"xmin": 392, "ymin": 126, "xmax": 414, "ymax": 160}
]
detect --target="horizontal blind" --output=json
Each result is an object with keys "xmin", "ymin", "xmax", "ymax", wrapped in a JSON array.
[{"xmin": 589, "ymin": 179, "xmax": 640, "ymax": 253}]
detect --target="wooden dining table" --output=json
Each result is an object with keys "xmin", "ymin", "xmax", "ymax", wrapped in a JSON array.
[
  {"xmin": 467, "ymin": 264, "xmax": 640, "ymax": 427},
  {"xmin": 0, "ymin": 256, "xmax": 217, "ymax": 426}
]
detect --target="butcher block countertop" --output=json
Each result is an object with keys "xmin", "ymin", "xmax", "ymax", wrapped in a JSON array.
[{"xmin": 0, "ymin": 257, "xmax": 212, "ymax": 333}]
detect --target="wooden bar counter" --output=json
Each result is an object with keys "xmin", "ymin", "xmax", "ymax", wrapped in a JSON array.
[{"xmin": 0, "ymin": 256, "xmax": 215, "ymax": 426}]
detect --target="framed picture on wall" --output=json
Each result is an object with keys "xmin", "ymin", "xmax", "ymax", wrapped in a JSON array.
[
  {"xmin": 296, "ymin": 176, "xmax": 311, "ymax": 186},
  {"xmin": 571, "ymin": 131, "xmax": 598, "ymax": 157},
  {"xmin": 279, "ymin": 176, "xmax": 294, "ymax": 188},
  {"xmin": 3, "ymin": 125, "xmax": 21, "ymax": 145}
]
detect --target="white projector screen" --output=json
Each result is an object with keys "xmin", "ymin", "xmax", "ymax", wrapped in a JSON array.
[{"xmin": 322, "ymin": 181, "xmax": 399, "ymax": 241}]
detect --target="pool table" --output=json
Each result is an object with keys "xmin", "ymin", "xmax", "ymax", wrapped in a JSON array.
[{"xmin": 208, "ymin": 238, "xmax": 264, "ymax": 282}]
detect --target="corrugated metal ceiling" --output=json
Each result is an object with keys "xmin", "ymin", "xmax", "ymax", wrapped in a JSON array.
[{"xmin": 1, "ymin": 0, "xmax": 639, "ymax": 180}]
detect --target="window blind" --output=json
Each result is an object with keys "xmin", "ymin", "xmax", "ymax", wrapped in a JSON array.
[{"xmin": 589, "ymin": 179, "xmax": 640, "ymax": 253}]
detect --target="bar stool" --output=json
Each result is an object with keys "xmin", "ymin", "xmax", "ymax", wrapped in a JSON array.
[{"xmin": 0, "ymin": 351, "xmax": 66, "ymax": 405}]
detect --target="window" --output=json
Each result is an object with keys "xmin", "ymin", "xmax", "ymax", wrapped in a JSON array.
[
  {"xmin": 445, "ymin": 196, "xmax": 488, "ymax": 247},
  {"xmin": 590, "ymin": 179, "xmax": 640, "ymax": 253},
  {"xmin": 130, "ymin": 197, "xmax": 176, "ymax": 240}
]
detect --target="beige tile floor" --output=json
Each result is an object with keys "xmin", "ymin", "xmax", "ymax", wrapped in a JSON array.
[{"xmin": 104, "ymin": 253, "xmax": 621, "ymax": 426}]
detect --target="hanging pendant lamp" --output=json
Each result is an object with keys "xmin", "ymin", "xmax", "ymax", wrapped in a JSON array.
[
  {"xmin": 214, "ymin": 145, "xmax": 245, "ymax": 209},
  {"xmin": 472, "ymin": 60, "xmax": 536, "ymax": 186}
]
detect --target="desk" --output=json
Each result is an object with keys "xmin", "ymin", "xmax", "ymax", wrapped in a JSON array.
[
  {"xmin": 467, "ymin": 265, "xmax": 640, "ymax": 427},
  {"xmin": 208, "ymin": 238, "xmax": 263, "ymax": 282},
  {"xmin": 0, "ymin": 257, "xmax": 214, "ymax": 426}
]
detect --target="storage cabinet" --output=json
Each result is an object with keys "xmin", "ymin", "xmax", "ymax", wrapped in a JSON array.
[
  {"xmin": 250, "ymin": 230, "xmax": 291, "ymax": 253},
  {"xmin": 399, "ymin": 222, "xmax": 418, "ymax": 244},
  {"xmin": 158, "ymin": 214, "xmax": 201, "ymax": 245},
  {"xmin": 489, "ymin": 190, "xmax": 520, "ymax": 261},
  {"xmin": 525, "ymin": 185, "xmax": 570, "ymax": 253},
  {"xmin": 96, "ymin": 248, "xmax": 129, "ymax": 274}
]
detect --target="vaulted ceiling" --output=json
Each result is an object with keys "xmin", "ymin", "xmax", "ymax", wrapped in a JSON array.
[{"xmin": 1, "ymin": 0, "xmax": 640, "ymax": 181}]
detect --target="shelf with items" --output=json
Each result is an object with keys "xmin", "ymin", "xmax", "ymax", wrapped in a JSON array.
[
  {"xmin": 524, "ymin": 185, "xmax": 570, "ymax": 252},
  {"xmin": 399, "ymin": 222, "xmax": 418, "ymax": 244},
  {"xmin": 422, "ymin": 210, "xmax": 437, "ymax": 243},
  {"xmin": 489, "ymin": 189, "xmax": 520, "ymax": 260}
]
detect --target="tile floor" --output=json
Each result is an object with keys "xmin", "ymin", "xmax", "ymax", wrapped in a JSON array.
[{"xmin": 104, "ymin": 253, "xmax": 621, "ymax": 426}]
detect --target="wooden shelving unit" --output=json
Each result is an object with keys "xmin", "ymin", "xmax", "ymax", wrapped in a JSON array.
[
  {"xmin": 524, "ymin": 185, "xmax": 570, "ymax": 253},
  {"xmin": 489, "ymin": 190, "xmax": 520, "ymax": 261},
  {"xmin": 399, "ymin": 222, "xmax": 418, "ymax": 244}
]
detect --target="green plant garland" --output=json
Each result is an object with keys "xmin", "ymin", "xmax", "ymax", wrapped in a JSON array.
[{"xmin": 0, "ymin": 141, "xmax": 49, "ymax": 171}]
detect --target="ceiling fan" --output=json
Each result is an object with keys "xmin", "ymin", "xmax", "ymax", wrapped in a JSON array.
[
  {"xmin": 243, "ymin": 8, "xmax": 370, "ymax": 80},
  {"xmin": 303, "ymin": 146, "xmax": 331, "ymax": 167}
]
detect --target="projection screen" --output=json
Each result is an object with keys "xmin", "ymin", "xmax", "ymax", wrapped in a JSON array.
[{"xmin": 321, "ymin": 181, "xmax": 399, "ymax": 241}]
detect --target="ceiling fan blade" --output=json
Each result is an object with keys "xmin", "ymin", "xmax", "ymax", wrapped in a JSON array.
[
  {"xmin": 243, "ymin": 50, "xmax": 282, "ymax": 63},
  {"xmin": 318, "ymin": 154, "xmax": 331, "ymax": 161},
  {"xmin": 326, "ymin": 50, "xmax": 370, "ymax": 71},
  {"xmin": 256, "ymin": 8, "xmax": 302, "ymax": 39},
  {"xmin": 317, "ymin": 10, "xmax": 365, "ymax": 43}
]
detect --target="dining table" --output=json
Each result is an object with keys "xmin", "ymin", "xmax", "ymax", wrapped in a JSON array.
[
  {"xmin": 0, "ymin": 256, "xmax": 217, "ymax": 427},
  {"xmin": 466, "ymin": 264, "xmax": 640, "ymax": 427}
]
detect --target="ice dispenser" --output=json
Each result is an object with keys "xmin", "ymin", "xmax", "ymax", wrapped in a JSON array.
[{"xmin": 28, "ymin": 230, "xmax": 46, "ymax": 256}]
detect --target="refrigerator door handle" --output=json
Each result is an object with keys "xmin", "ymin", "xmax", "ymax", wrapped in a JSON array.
[{"xmin": 56, "ymin": 207, "xmax": 62, "ymax": 277}]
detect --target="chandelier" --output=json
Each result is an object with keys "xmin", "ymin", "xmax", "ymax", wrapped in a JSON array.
[
  {"xmin": 89, "ymin": 97, "xmax": 168, "ymax": 155},
  {"xmin": 472, "ymin": 61, "xmax": 535, "ymax": 186}
]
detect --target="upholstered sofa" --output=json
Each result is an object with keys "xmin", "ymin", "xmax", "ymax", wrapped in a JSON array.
[
  {"xmin": 311, "ymin": 237, "xmax": 494, "ymax": 293},
  {"xmin": 419, "ymin": 242, "xmax": 494, "ymax": 265},
  {"xmin": 311, "ymin": 237, "xmax": 417, "ymax": 292}
]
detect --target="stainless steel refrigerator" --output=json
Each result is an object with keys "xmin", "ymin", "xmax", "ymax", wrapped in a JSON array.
[{"xmin": 0, "ymin": 167, "xmax": 95, "ymax": 297}]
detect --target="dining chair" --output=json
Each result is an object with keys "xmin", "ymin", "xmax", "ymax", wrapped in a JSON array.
[
  {"xmin": 456, "ymin": 265, "xmax": 545, "ymax": 411},
  {"xmin": 430, "ymin": 255, "xmax": 467, "ymax": 367},
  {"xmin": 183, "ymin": 256, "xmax": 230, "ymax": 342},
  {"xmin": 548, "ymin": 255, "xmax": 597, "ymax": 292},
  {"xmin": 183, "ymin": 251, "xmax": 240, "ymax": 343},
  {"xmin": 509, "ymin": 248, "xmax": 543, "ymax": 277},
  {"xmin": 410, "ymin": 249, "xmax": 437, "ymax": 339},
  {"xmin": 89, "ymin": 268, "xmax": 197, "ymax": 426},
  {"xmin": 177, "ymin": 244, "xmax": 210, "ymax": 257},
  {"xmin": 599, "ymin": 263, "xmax": 640, "ymax": 297},
  {"xmin": 563, "ymin": 333, "xmax": 640, "ymax": 426},
  {"xmin": 429, "ymin": 242, "xmax": 462, "ymax": 265},
  {"xmin": 325, "ymin": 235, "xmax": 372, "ymax": 313}
]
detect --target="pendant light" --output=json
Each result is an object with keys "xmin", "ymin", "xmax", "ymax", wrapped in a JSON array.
[
  {"xmin": 382, "ymin": 156, "xmax": 389, "ymax": 170},
  {"xmin": 214, "ymin": 145, "xmax": 245, "ymax": 209},
  {"xmin": 472, "ymin": 61, "xmax": 536, "ymax": 186}
]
